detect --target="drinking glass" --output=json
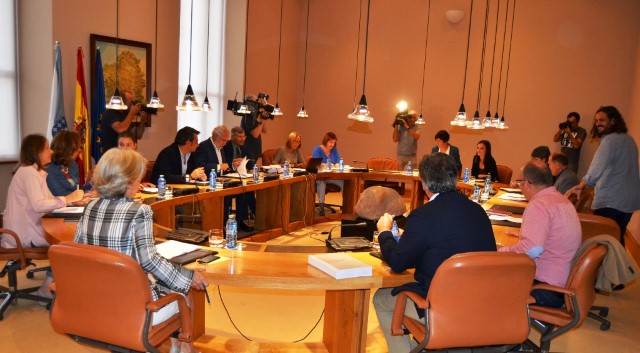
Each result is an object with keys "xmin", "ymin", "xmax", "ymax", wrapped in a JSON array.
[
  {"xmin": 372, "ymin": 231, "xmax": 380, "ymax": 250},
  {"xmin": 209, "ymin": 229, "xmax": 224, "ymax": 248}
]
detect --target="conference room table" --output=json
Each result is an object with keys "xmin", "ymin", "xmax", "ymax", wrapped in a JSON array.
[{"xmin": 42, "ymin": 173, "xmax": 526, "ymax": 353}]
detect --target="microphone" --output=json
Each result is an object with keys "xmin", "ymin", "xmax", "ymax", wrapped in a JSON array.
[
  {"xmin": 326, "ymin": 222, "xmax": 367, "ymax": 249},
  {"xmin": 351, "ymin": 160, "xmax": 369, "ymax": 173}
]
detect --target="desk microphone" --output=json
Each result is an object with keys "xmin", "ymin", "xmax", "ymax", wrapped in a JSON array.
[
  {"xmin": 351, "ymin": 160, "xmax": 369, "ymax": 173},
  {"xmin": 326, "ymin": 222, "xmax": 367, "ymax": 247}
]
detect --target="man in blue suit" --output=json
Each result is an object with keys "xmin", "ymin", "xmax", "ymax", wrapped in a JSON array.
[
  {"xmin": 430, "ymin": 130, "xmax": 462, "ymax": 174},
  {"xmin": 188, "ymin": 125, "xmax": 231, "ymax": 176},
  {"xmin": 151, "ymin": 126, "xmax": 206, "ymax": 184},
  {"xmin": 222, "ymin": 126, "xmax": 256, "ymax": 232}
]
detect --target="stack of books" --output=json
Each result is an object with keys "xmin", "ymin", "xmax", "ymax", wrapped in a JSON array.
[{"xmin": 308, "ymin": 253, "xmax": 372, "ymax": 279}]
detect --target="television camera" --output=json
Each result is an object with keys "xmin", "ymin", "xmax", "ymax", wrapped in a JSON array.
[{"xmin": 227, "ymin": 92, "xmax": 276, "ymax": 120}]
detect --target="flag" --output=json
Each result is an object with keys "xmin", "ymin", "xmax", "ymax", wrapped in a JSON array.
[
  {"xmin": 91, "ymin": 48, "xmax": 106, "ymax": 162},
  {"xmin": 47, "ymin": 42, "xmax": 67, "ymax": 141},
  {"xmin": 74, "ymin": 47, "xmax": 90, "ymax": 185}
]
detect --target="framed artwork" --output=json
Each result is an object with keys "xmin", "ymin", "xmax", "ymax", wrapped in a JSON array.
[{"xmin": 90, "ymin": 34, "xmax": 152, "ymax": 126}]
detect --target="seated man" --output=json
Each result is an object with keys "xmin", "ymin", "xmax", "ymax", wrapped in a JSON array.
[
  {"xmin": 188, "ymin": 125, "xmax": 230, "ymax": 176},
  {"xmin": 499, "ymin": 160, "xmax": 581, "ymax": 308},
  {"xmin": 531, "ymin": 145, "xmax": 551, "ymax": 164},
  {"xmin": 222, "ymin": 126, "xmax": 256, "ymax": 232},
  {"xmin": 373, "ymin": 153, "xmax": 496, "ymax": 352},
  {"xmin": 549, "ymin": 152, "xmax": 579, "ymax": 194},
  {"xmin": 151, "ymin": 126, "xmax": 206, "ymax": 184}
]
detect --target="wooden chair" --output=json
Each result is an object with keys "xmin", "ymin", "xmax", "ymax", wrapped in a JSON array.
[
  {"xmin": 525, "ymin": 243, "xmax": 608, "ymax": 352},
  {"xmin": 496, "ymin": 165, "xmax": 513, "ymax": 184},
  {"xmin": 573, "ymin": 187, "xmax": 594, "ymax": 214},
  {"xmin": 0, "ymin": 228, "xmax": 51, "ymax": 320},
  {"xmin": 142, "ymin": 160, "xmax": 155, "ymax": 184},
  {"xmin": 49, "ymin": 242, "xmax": 192, "ymax": 353},
  {"xmin": 261, "ymin": 148, "xmax": 278, "ymax": 166},
  {"xmin": 391, "ymin": 252, "xmax": 535, "ymax": 353},
  {"xmin": 364, "ymin": 157, "xmax": 405, "ymax": 195}
]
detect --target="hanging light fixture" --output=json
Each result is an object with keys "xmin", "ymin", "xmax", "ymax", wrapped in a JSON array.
[
  {"xmin": 271, "ymin": 0, "xmax": 285, "ymax": 117},
  {"xmin": 482, "ymin": 0, "xmax": 501, "ymax": 127},
  {"xmin": 106, "ymin": 0, "xmax": 127, "ymax": 110},
  {"xmin": 450, "ymin": 0, "xmax": 474, "ymax": 126},
  {"xmin": 297, "ymin": 0, "xmax": 311, "ymax": 119},
  {"xmin": 493, "ymin": 0, "xmax": 510, "ymax": 127},
  {"xmin": 498, "ymin": 0, "xmax": 517, "ymax": 130},
  {"xmin": 201, "ymin": 0, "xmax": 212, "ymax": 112},
  {"xmin": 176, "ymin": 0, "xmax": 201, "ymax": 111},
  {"xmin": 467, "ymin": 0, "xmax": 490, "ymax": 130},
  {"xmin": 347, "ymin": 0, "xmax": 374, "ymax": 123},
  {"xmin": 146, "ymin": 0, "xmax": 164, "ymax": 109},
  {"xmin": 415, "ymin": 0, "xmax": 432, "ymax": 126}
]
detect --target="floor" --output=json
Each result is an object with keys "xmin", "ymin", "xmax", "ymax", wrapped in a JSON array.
[{"xmin": 2, "ymin": 192, "xmax": 639, "ymax": 353}]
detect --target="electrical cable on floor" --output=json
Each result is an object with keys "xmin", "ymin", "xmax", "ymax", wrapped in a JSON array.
[{"xmin": 216, "ymin": 285, "xmax": 325, "ymax": 342}]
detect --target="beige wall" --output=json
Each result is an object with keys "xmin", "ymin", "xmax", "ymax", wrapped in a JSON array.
[{"xmin": 3, "ymin": 0, "xmax": 640, "ymax": 240}]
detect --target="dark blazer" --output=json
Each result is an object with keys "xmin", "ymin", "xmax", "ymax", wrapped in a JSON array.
[
  {"xmin": 151, "ymin": 143, "xmax": 191, "ymax": 184},
  {"xmin": 221, "ymin": 142, "xmax": 255, "ymax": 171},
  {"xmin": 431, "ymin": 145, "xmax": 462, "ymax": 173},
  {"xmin": 471, "ymin": 155, "xmax": 499, "ymax": 182},
  {"xmin": 188, "ymin": 138, "xmax": 228, "ymax": 176},
  {"xmin": 378, "ymin": 191, "xmax": 496, "ymax": 300}
]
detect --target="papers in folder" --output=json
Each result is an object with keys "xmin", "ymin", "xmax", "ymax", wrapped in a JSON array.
[
  {"xmin": 497, "ymin": 193, "xmax": 528, "ymax": 202},
  {"xmin": 488, "ymin": 214, "xmax": 523, "ymax": 224},
  {"xmin": 155, "ymin": 240, "xmax": 201, "ymax": 260}
]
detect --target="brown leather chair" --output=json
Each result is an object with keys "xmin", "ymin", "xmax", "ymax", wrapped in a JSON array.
[
  {"xmin": 0, "ymin": 228, "xmax": 51, "ymax": 320},
  {"xmin": 261, "ymin": 148, "xmax": 278, "ymax": 166},
  {"xmin": 391, "ymin": 252, "xmax": 536, "ymax": 353},
  {"xmin": 142, "ymin": 160, "xmax": 155, "ymax": 184},
  {"xmin": 525, "ymin": 243, "xmax": 608, "ymax": 352},
  {"xmin": 573, "ymin": 187, "xmax": 594, "ymax": 214},
  {"xmin": 364, "ymin": 157, "xmax": 405, "ymax": 195},
  {"xmin": 49, "ymin": 242, "xmax": 192, "ymax": 353},
  {"xmin": 496, "ymin": 164, "xmax": 513, "ymax": 184}
]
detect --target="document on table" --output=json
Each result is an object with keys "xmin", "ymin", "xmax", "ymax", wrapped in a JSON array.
[
  {"xmin": 155, "ymin": 240, "xmax": 201, "ymax": 260},
  {"xmin": 497, "ymin": 193, "xmax": 528, "ymax": 202},
  {"xmin": 488, "ymin": 215, "xmax": 523, "ymax": 224}
]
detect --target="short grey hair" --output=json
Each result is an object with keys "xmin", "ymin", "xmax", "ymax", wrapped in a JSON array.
[
  {"xmin": 231, "ymin": 126, "xmax": 245, "ymax": 138},
  {"xmin": 522, "ymin": 160, "xmax": 553, "ymax": 187},
  {"xmin": 211, "ymin": 125, "xmax": 230, "ymax": 140},
  {"xmin": 418, "ymin": 153, "xmax": 458, "ymax": 194},
  {"xmin": 93, "ymin": 149, "xmax": 147, "ymax": 198}
]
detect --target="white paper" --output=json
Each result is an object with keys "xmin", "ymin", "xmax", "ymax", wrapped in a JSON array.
[
  {"xmin": 237, "ymin": 157, "xmax": 249, "ymax": 176},
  {"xmin": 497, "ymin": 193, "xmax": 528, "ymax": 201},
  {"xmin": 155, "ymin": 240, "xmax": 200, "ymax": 260},
  {"xmin": 489, "ymin": 215, "xmax": 523, "ymax": 224},
  {"xmin": 51, "ymin": 206, "xmax": 84, "ymax": 214}
]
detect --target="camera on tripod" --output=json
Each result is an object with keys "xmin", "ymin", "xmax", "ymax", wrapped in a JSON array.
[
  {"xmin": 227, "ymin": 92, "xmax": 276, "ymax": 120},
  {"xmin": 559, "ymin": 121, "xmax": 570, "ymax": 130}
]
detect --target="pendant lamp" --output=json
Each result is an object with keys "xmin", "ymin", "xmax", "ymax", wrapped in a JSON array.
[
  {"xmin": 106, "ymin": 0, "xmax": 127, "ymax": 110},
  {"xmin": 347, "ymin": 0, "xmax": 374, "ymax": 123},
  {"xmin": 297, "ymin": 0, "xmax": 311, "ymax": 119},
  {"xmin": 482, "ymin": 0, "xmax": 502, "ymax": 127},
  {"xmin": 467, "ymin": 0, "xmax": 490, "ymax": 130},
  {"xmin": 450, "ymin": 0, "xmax": 474, "ymax": 126},
  {"xmin": 497, "ymin": 0, "xmax": 517, "ymax": 130},
  {"xmin": 146, "ymin": 0, "xmax": 164, "ymax": 109},
  {"xmin": 415, "ymin": 0, "xmax": 432, "ymax": 126},
  {"xmin": 201, "ymin": 0, "xmax": 212, "ymax": 112},
  {"xmin": 271, "ymin": 0, "xmax": 284, "ymax": 116},
  {"xmin": 176, "ymin": 0, "xmax": 201, "ymax": 111}
]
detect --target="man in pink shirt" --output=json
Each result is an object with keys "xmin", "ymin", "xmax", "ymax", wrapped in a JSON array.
[{"xmin": 499, "ymin": 160, "xmax": 581, "ymax": 307}]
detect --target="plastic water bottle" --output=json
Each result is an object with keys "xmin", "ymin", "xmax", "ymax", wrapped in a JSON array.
[
  {"xmin": 472, "ymin": 185, "xmax": 480, "ymax": 202},
  {"xmin": 283, "ymin": 160, "xmax": 290, "ymax": 178},
  {"xmin": 209, "ymin": 169, "xmax": 217, "ymax": 190},
  {"xmin": 463, "ymin": 168, "xmax": 470, "ymax": 183},
  {"xmin": 339, "ymin": 158, "xmax": 344, "ymax": 172},
  {"xmin": 325, "ymin": 160, "xmax": 331, "ymax": 171},
  {"xmin": 406, "ymin": 161, "xmax": 412, "ymax": 175},
  {"xmin": 252, "ymin": 164, "xmax": 259, "ymax": 183},
  {"xmin": 226, "ymin": 214, "xmax": 238, "ymax": 249},
  {"xmin": 483, "ymin": 173, "xmax": 492, "ymax": 198},
  {"xmin": 391, "ymin": 220, "xmax": 399, "ymax": 237},
  {"xmin": 157, "ymin": 175, "xmax": 166, "ymax": 197}
]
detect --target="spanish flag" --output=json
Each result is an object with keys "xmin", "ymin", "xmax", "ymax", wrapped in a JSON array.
[{"xmin": 74, "ymin": 47, "xmax": 90, "ymax": 185}]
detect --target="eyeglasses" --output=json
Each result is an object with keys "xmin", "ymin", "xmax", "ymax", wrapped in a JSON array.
[{"xmin": 515, "ymin": 179, "xmax": 524, "ymax": 186}]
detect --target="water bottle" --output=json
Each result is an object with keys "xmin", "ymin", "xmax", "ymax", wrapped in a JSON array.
[
  {"xmin": 463, "ymin": 168, "xmax": 470, "ymax": 183},
  {"xmin": 472, "ymin": 185, "xmax": 480, "ymax": 202},
  {"xmin": 483, "ymin": 173, "xmax": 492, "ymax": 198},
  {"xmin": 209, "ymin": 169, "xmax": 217, "ymax": 190},
  {"xmin": 226, "ymin": 214, "xmax": 238, "ymax": 249},
  {"xmin": 157, "ymin": 175, "xmax": 166, "ymax": 198},
  {"xmin": 252, "ymin": 164, "xmax": 259, "ymax": 183},
  {"xmin": 391, "ymin": 220, "xmax": 399, "ymax": 237},
  {"xmin": 283, "ymin": 160, "xmax": 290, "ymax": 178},
  {"xmin": 325, "ymin": 160, "xmax": 331, "ymax": 171},
  {"xmin": 339, "ymin": 158, "xmax": 345, "ymax": 172},
  {"xmin": 406, "ymin": 161, "xmax": 412, "ymax": 175}
]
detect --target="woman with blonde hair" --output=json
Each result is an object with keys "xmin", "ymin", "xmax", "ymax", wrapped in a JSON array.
[
  {"xmin": 273, "ymin": 131, "xmax": 305, "ymax": 168},
  {"xmin": 74, "ymin": 149, "xmax": 207, "ymax": 353}
]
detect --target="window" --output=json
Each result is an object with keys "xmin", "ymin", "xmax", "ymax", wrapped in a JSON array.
[{"xmin": 0, "ymin": 0, "xmax": 19, "ymax": 162}]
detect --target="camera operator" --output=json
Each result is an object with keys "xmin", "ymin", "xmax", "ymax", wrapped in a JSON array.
[
  {"xmin": 391, "ymin": 110, "xmax": 421, "ymax": 169},
  {"xmin": 553, "ymin": 111, "xmax": 586, "ymax": 173},
  {"xmin": 101, "ymin": 90, "xmax": 150, "ymax": 152},
  {"xmin": 240, "ymin": 94, "xmax": 270, "ymax": 162}
]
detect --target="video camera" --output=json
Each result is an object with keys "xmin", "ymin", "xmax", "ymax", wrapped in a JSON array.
[
  {"xmin": 227, "ymin": 92, "xmax": 276, "ymax": 120},
  {"xmin": 132, "ymin": 100, "xmax": 158, "ymax": 115},
  {"xmin": 559, "ymin": 121, "xmax": 570, "ymax": 130},
  {"xmin": 392, "ymin": 111, "xmax": 415, "ymax": 127}
]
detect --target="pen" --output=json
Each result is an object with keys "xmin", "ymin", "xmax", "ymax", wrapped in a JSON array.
[{"xmin": 204, "ymin": 288, "xmax": 210, "ymax": 304}]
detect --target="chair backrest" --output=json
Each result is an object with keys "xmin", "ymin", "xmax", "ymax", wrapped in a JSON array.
[
  {"xmin": 579, "ymin": 213, "xmax": 620, "ymax": 242},
  {"xmin": 423, "ymin": 252, "xmax": 535, "ymax": 349},
  {"xmin": 564, "ymin": 243, "xmax": 608, "ymax": 328},
  {"xmin": 367, "ymin": 157, "xmax": 399, "ymax": 171},
  {"xmin": 49, "ymin": 242, "xmax": 154, "ymax": 351},
  {"xmin": 574, "ymin": 187, "xmax": 594, "ymax": 214},
  {"xmin": 261, "ymin": 148, "xmax": 278, "ymax": 166},
  {"xmin": 0, "ymin": 228, "xmax": 48, "ymax": 266},
  {"xmin": 496, "ymin": 165, "xmax": 513, "ymax": 184},
  {"xmin": 142, "ymin": 160, "xmax": 155, "ymax": 183}
]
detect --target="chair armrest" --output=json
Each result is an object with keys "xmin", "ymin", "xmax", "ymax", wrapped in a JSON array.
[
  {"xmin": 0, "ymin": 228, "xmax": 27, "ymax": 269},
  {"xmin": 391, "ymin": 291, "xmax": 429, "ymax": 336},
  {"xmin": 532, "ymin": 282, "xmax": 576, "ymax": 297},
  {"xmin": 146, "ymin": 292, "xmax": 193, "ymax": 342}
]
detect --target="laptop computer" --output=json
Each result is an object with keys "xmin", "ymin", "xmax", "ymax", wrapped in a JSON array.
[{"xmin": 306, "ymin": 157, "xmax": 324, "ymax": 173}]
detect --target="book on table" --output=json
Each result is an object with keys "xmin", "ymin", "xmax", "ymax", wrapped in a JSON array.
[{"xmin": 308, "ymin": 253, "xmax": 373, "ymax": 279}]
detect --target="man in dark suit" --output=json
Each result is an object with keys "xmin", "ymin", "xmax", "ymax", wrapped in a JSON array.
[
  {"xmin": 151, "ymin": 126, "xmax": 206, "ymax": 184},
  {"xmin": 373, "ymin": 153, "xmax": 496, "ymax": 352},
  {"xmin": 430, "ymin": 130, "xmax": 462, "ymax": 173},
  {"xmin": 222, "ymin": 126, "xmax": 256, "ymax": 232},
  {"xmin": 188, "ymin": 125, "xmax": 231, "ymax": 176}
]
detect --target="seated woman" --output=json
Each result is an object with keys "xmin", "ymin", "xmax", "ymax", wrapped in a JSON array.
[
  {"xmin": 46, "ymin": 131, "xmax": 93, "ymax": 197},
  {"xmin": 2, "ymin": 134, "xmax": 84, "ymax": 298},
  {"xmin": 73, "ymin": 148, "xmax": 207, "ymax": 353},
  {"xmin": 311, "ymin": 132, "xmax": 344, "ymax": 216},
  {"xmin": 471, "ymin": 140, "xmax": 499, "ymax": 182},
  {"xmin": 273, "ymin": 131, "xmax": 306, "ymax": 168}
]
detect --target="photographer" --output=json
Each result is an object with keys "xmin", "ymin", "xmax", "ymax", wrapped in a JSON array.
[
  {"xmin": 391, "ymin": 110, "xmax": 420, "ymax": 169},
  {"xmin": 553, "ymin": 111, "xmax": 586, "ymax": 173},
  {"xmin": 240, "ymin": 94, "xmax": 271, "ymax": 162},
  {"xmin": 101, "ymin": 90, "xmax": 151, "ymax": 152}
]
